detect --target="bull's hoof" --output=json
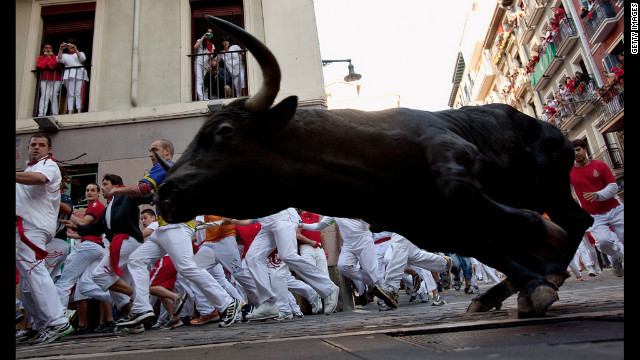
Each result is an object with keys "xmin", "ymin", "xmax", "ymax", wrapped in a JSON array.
[
  {"xmin": 517, "ymin": 282, "xmax": 559, "ymax": 318},
  {"xmin": 467, "ymin": 294, "xmax": 503, "ymax": 313}
]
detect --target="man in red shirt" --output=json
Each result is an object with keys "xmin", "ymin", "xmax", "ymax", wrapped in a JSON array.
[
  {"xmin": 54, "ymin": 183, "xmax": 107, "ymax": 333},
  {"xmin": 570, "ymin": 139, "xmax": 624, "ymax": 276}
]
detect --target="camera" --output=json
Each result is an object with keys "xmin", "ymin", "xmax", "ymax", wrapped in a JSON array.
[{"xmin": 207, "ymin": 34, "xmax": 213, "ymax": 38}]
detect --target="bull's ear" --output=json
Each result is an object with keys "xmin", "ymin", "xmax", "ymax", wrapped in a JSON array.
[{"xmin": 267, "ymin": 95, "xmax": 298, "ymax": 128}]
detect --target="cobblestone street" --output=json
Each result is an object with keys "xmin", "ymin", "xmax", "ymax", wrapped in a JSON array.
[{"xmin": 16, "ymin": 271, "xmax": 623, "ymax": 360}]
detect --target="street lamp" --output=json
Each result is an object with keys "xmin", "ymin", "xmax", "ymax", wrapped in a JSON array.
[{"xmin": 322, "ymin": 59, "xmax": 362, "ymax": 82}]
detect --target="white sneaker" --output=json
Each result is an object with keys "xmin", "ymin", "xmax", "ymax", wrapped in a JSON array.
[
  {"xmin": 611, "ymin": 257, "xmax": 624, "ymax": 277},
  {"xmin": 323, "ymin": 285, "xmax": 340, "ymax": 315},
  {"xmin": 245, "ymin": 302, "xmax": 279, "ymax": 321},
  {"xmin": 310, "ymin": 294, "xmax": 323, "ymax": 314},
  {"xmin": 275, "ymin": 312, "xmax": 293, "ymax": 321}
]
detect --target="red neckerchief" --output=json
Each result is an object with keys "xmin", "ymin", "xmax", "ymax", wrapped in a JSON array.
[
  {"xmin": 108, "ymin": 234, "xmax": 129, "ymax": 277},
  {"xmin": 16, "ymin": 216, "xmax": 48, "ymax": 260},
  {"xmin": 27, "ymin": 155, "xmax": 55, "ymax": 167}
]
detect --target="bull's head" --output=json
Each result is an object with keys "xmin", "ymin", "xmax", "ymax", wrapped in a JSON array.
[{"xmin": 156, "ymin": 16, "xmax": 300, "ymax": 223}]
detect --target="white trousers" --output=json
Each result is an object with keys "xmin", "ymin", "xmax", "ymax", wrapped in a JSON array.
[
  {"xmin": 245, "ymin": 220, "xmax": 335, "ymax": 305},
  {"xmin": 200, "ymin": 237, "xmax": 261, "ymax": 305},
  {"xmin": 590, "ymin": 204, "xmax": 624, "ymax": 261},
  {"xmin": 92, "ymin": 238, "xmax": 140, "ymax": 309},
  {"xmin": 192, "ymin": 263, "xmax": 242, "ymax": 315},
  {"xmin": 128, "ymin": 223, "xmax": 232, "ymax": 314},
  {"xmin": 299, "ymin": 244, "xmax": 329, "ymax": 274},
  {"xmin": 375, "ymin": 240, "xmax": 391, "ymax": 282},
  {"xmin": 64, "ymin": 77, "xmax": 84, "ymax": 110},
  {"xmin": 337, "ymin": 234, "xmax": 381, "ymax": 290},
  {"xmin": 269, "ymin": 260, "xmax": 318, "ymax": 313},
  {"xmin": 38, "ymin": 80, "xmax": 61, "ymax": 116},
  {"xmin": 384, "ymin": 237, "xmax": 447, "ymax": 293},
  {"xmin": 16, "ymin": 229, "xmax": 68, "ymax": 331},
  {"xmin": 55, "ymin": 240, "xmax": 105, "ymax": 309},
  {"xmin": 44, "ymin": 237, "xmax": 69, "ymax": 279}
]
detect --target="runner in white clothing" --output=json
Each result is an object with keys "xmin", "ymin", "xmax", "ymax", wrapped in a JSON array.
[
  {"xmin": 16, "ymin": 134, "xmax": 73, "ymax": 344},
  {"xmin": 228, "ymin": 208, "xmax": 340, "ymax": 320},
  {"xmin": 299, "ymin": 216, "xmax": 397, "ymax": 308}
]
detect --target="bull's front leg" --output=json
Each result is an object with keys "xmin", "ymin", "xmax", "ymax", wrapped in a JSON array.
[
  {"xmin": 425, "ymin": 135, "xmax": 567, "ymax": 317},
  {"xmin": 467, "ymin": 278, "xmax": 515, "ymax": 312}
]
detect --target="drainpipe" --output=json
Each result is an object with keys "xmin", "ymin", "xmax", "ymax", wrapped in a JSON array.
[{"xmin": 131, "ymin": 0, "xmax": 140, "ymax": 107}]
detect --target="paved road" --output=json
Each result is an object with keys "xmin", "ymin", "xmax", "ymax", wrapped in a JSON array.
[{"xmin": 16, "ymin": 271, "xmax": 624, "ymax": 360}]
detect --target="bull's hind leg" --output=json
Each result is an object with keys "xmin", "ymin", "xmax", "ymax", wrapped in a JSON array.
[{"xmin": 426, "ymin": 134, "xmax": 568, "ymax": 317}]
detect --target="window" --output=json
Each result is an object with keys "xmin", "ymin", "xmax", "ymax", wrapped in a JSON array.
[
  {"xmin": 190, "ymin": 0, "xmax": 247, "ymax": 101},
  {"xmin": 35, "ymin": 3, "xmax": 95, "ymax": 117},
  {"xmin": 61, "ymin": 164, "xmax": 98, "ymax": 207}
]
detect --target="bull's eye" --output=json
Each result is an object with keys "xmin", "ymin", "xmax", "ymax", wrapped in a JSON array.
[{"xmin": 216, "ymin": 124, "xmax": 235, "ymax": 138}]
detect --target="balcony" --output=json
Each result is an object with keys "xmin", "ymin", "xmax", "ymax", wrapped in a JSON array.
[
  {"xmin": 188, "ymin": 49, "xmax": 249, "ymax": 102},
  {"xmin": 593, "ymin": 85, "xmax": 624, "ymax": 134},
  {"xmin": 32, "ymin": 65, "xmax": 89, "ymax": 119},
  {"xmin": 531, "ymin": 42, "xmax": 562, "ymax": 91},
  {"xmin": 582, "ymin": 0, "xmax": 618, "ymax": 43},
  {"xmin": 553, "ymin": 16, "xmax": 579, "ymax": 57},
  {"xmin": 471, "ymin": 56, "xmax": 497, "ymax": 102},
  {"xmin": 523, "ymin": 0, "xmax": 547, "ymax": 28}
]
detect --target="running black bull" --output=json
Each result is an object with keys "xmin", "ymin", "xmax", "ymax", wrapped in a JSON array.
[{"xmin": 155, "ymin": 15, "xmax": 593, "ymax": 318}]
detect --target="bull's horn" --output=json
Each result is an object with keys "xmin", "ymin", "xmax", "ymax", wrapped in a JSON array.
[
  {"xmin": 153, "ymin": 151, "xmax": 171, "ymax": 171},
  {"xmin": 204, "ymin": 15, "xmax": 281, "ymax": 113}
]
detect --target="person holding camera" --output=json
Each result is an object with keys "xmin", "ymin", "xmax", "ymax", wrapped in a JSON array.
[
  {"xmin": 194, "ymin": 28, "xmax": 214, "ymax": 101},
  {"xmin": 57, "ymin": 39, "xmax": 89, "ymax": 113}
]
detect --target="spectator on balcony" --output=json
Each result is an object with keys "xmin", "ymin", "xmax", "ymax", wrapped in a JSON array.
[
  {"xmin": 602, "ymin": 69, "xmax": 617, "ymax": 86},
  {"xmin": 204, "ymin": 57, "xmax": 233, "ymax": 99},
  {"xmin": 552, "ymin": 7, "xmax": 566, "ymax": 24},
  {"xmin": 194, "ymin": 28, "xmax": 215, "ymax": 101},
  {"xmin": 580, "ymin": 5, "xmax": 590, "ymax": 19},
  {"xmin": 57, "ymin": 39, "xmax": 89, "ymax": 114},
  {"xmin": 215, "ymin": 36, "xmax": 247, "ymax": 98},
  {"xmin": 36, "ymin": 43, "xmax": 62, "ymax": 117}
]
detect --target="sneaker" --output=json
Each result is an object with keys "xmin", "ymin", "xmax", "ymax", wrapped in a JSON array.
[
  {"xmin": 453, "ymin": 279, "xmax": 462, "ymax": 291},
  {"xmin": 409, "ymin": 293, "xmax": 417, "ymax": 302},
  {"xmin": 116, "ymin": 324, "xmax": 145, "ymax": 335},
  {"xmin": 588, "ymin": 268, "xmax": 598, "ymax": 277},
  {"xmin": 240, "ymin": 304, "xmax": 254, "ymax": 322},
  {"xmin": 576, "ymin": 276, "xmax": 584, "ymax": 281},
  {"xmin": 372, "ymin": 285, "xmax": 398, "ymax": 309},
  {"xmin": 190, "ymin": 310, "xmax": 220, "ymax": 325},
  {"xmin": 293, "ymin": 310, "xmax": 304, "ymax": 318},
  {"xmin": 275, "ymin": 312, "xmax": 293, "ymax": 321},
  {"xmin": 323, "ymin": 285, "xmax": 340, "ymax": 315},
  {"xmin": 412, "ymin": 274, "xmax": 422, "ymax": 292},
  {"xmin": 17, "ymin": 329, "xmax": 39, "ymax": 343},
  {"xmin": 310, "ymin": 294, "xmax": 321, "ymax": 314},
  {"xmin": 246, "ymin": 302, "xmax": 279, "ymax": 321},
  {"xmin": 116, "ymin": 310, "xmax": 155, "ymax": 328},
  {"xmin": 173, "ymin": 293, "xmax": 188, "ymax": 316},
  {"xmin": 97, "ymin": 321, "xmax": 116, "ymax": 333},
  {"xmin": 464, "ymin": 286, "xmax": 479, "ymax": 294},
  {"xmin": 431, "ymin": 294, "xmax": 445, "ymax": 306},
  {"xmin": 160, "ymin": 317, "xmax": 183, "ymax": 330},
  {"xmin": 73, "ymin": 326, "xmax": 91, "ymax": 335},
  {"xmin": 418, "ymin": 291, "xmax": 430, "ymax": 303},
  {"xmin": 611, "ymin": 257, "xmax": 624, "ymax": 277},
  {"xmin": 378, "ymin": 304, "xmax": 393, "ymax": 311},
  {"xmin": 219, "ymin": 298, "xmax": 241, "ymax": 327},
  {"xmin": 15, "ymin": 329, "xmax": 29, "ymax": 341},
  {"xmin": 30, "ymin": 322, "xmax": 74, "ymax": 344}
]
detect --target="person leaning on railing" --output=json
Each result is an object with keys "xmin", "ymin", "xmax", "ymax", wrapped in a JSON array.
[{"xmin": 36, "ymin": 43, "xmax": 62, "ymax": 117}]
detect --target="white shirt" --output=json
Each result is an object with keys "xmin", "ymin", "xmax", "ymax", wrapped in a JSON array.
[
  {"xmin": 16, "ymin": 156, "xmax": 62, "ymax": 238},
  {"xmin": 259, "ymin": 208, "xmax": 301, "ymax": 226},
  {"xmin": 302, "ymin": 217, "xmax": 371, "ymax": 241},
  {"xmin": 58, "ymin": 52, "xmax": 89, "ymax": 81}
]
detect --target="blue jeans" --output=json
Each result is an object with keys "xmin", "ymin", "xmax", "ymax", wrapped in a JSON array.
[{"xmin": 446, "ymin": 253, "xmax": 473, "ymax": 279}]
